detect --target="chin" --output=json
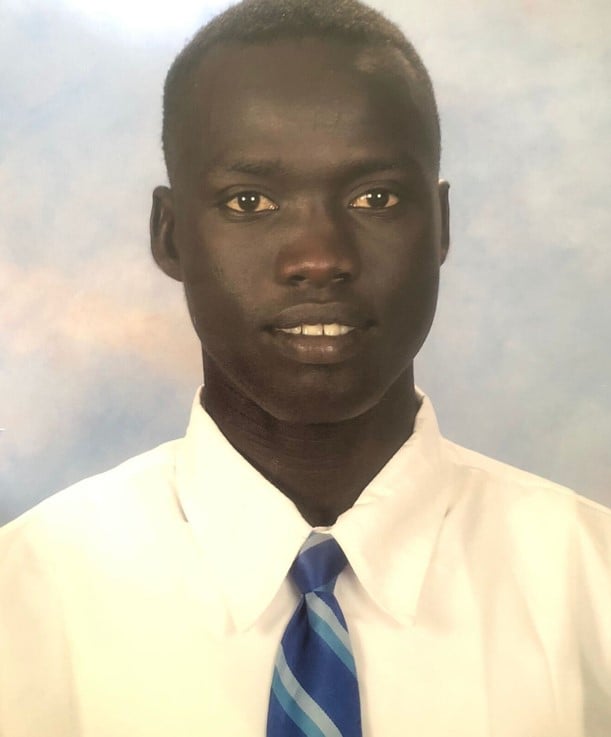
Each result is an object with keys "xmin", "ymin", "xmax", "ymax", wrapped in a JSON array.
[{"xmin": 255, "ymin": 371, "xmax": 390, "ymax": 425}]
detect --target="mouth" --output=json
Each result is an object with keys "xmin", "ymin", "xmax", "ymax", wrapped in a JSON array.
[
  {"xmin": 276, "ymin": 322, "xmax": 355, "ymax": 337},
  {"xmin": 265, "ymin": 303, "xmax": 374, "ymax": 364}
]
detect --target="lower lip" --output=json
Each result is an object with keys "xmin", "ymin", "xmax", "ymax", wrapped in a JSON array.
[{"xmin": 267, "ymin": 329, "xmax": 367, "ymax": 364}]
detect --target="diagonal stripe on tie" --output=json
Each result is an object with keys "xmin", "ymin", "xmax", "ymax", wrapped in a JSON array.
[
  {"xmin": 267, "ymin": 532, "xmax": 362, "ymax": 737},
  {"xmin": 306, "ymin": 593, "xmax": 356, "ymax": 675},
  {"xmin": 272, "ymin": 647, "xmax": 344, "ymax": 737}
]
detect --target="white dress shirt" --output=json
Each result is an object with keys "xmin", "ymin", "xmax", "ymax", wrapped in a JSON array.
[{"xmin": 1, "ymin": 388, "xmax": 610, "ymax": 737}]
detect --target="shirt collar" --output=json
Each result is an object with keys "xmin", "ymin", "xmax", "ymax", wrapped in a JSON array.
[
  {"xmin": 175, "ymin": 387, "xmax": 451, "ymax": 631},
  {"xmin": 331, "ymin": 388, "xmax": 452, "ymax": 624},
  {"xmin": 175, "ymin": 389, "xmax": 311, "ymax": 632}
]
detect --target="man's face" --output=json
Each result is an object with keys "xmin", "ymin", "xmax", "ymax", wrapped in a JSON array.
[{"xmin": 154, "ymin": 39, "xmax": 449, "ymax": 423}]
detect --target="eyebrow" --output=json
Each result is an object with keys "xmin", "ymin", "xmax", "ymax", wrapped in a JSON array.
[
  {"xmin": 208, "ymin": 159, "xmax": 291, "ymax": 178},
  {"xmin": 340, "ymin": 156, "xmax": 417, "ymax": 178},
  {"xmin": 208, "ymin": 155, "xmax": 418, "ymax": 180},
  {"xmin": 225, "ymin": 159, "xmax": 290, "ymax": 177}
]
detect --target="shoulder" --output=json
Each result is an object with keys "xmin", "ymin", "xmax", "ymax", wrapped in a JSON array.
[
  {"xmin": 0, "ymin": 438, "xmax": 184, "ymax": 561},
  {"xmin": 439, "ymin": 438, "xmax": 611, "ymax": 596},
  {"xmin": 441, "ymin": 436, "xmax": 611, "ymax": 579},
  {"xmin": 443, "ymin": 436, "xmax": 610, "ymax": 517},
  {"xmin": 440, "ymin": 439, "xmax": 611, "ymax": 711}
]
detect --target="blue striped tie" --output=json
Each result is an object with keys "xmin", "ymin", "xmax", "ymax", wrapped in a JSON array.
[{"xmin": 267, "ymin": 532, "xmax": 362, "ymax": 737}]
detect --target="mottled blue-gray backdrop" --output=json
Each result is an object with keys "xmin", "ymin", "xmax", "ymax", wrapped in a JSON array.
[{"xmin": 1, "ymin": 0, "xmax": 610, "ymax": 524}]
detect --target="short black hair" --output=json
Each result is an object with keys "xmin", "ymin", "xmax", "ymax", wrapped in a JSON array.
[{"xmin": 162, "ymin": 0, "xmax": 440, "ymax": 177}]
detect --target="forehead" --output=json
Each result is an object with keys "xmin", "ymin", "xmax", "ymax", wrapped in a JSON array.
[{"xmin": 173, "ymin": 38, "xmax": 435, "ymax": 182}]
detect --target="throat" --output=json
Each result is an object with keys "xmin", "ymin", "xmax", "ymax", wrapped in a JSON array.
[{"xmin": 202, "ymin": 361, "xmax": 419, "ymax": 526}]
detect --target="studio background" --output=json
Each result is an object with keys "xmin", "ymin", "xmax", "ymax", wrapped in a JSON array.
[{"xmin": 1, "ymin": 0, "xmax": 610, "ymax": 524}]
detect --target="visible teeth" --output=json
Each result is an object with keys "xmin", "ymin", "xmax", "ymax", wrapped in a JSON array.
[
  {"xmin": 324, "ymin": 323, "xmax": 353, "ymax": 336},
  {"xmin": 302, "ymin": 324, "xmax": 324, "ymax": 336},
  {"xmin": 278, "ymin": 323, "xmax": 355, "ymax": 336}
]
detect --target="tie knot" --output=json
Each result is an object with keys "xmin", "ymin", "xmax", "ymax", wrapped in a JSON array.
[{"xmin": 290, "ymin": 532, "xmax": 347, "ymax": 595}]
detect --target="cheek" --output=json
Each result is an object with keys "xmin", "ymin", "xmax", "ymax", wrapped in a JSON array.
[
  {"xmin": 362, "ymin": 217, "xmax": 440, "ymax": 360},
  {"xmin": 177, "ymin": 218, "xmax": 255, "ymax": 328},
  {"xmin": 362, "ymin": 209, "xmax": 438, "ymax": 301},
  {"xmin": 183, "ymin": 271, "xmax": 250, "ymax": 350}
]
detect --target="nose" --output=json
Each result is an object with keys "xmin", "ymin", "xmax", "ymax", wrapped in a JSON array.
[{"xmin": 274, "ymin": 214, "xmax": 360, "ymax": 288}]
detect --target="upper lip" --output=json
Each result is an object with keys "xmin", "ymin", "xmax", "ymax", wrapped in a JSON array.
[{"xmin": 267, "ymin": 302, "xmax": 374, "ymax": 330}]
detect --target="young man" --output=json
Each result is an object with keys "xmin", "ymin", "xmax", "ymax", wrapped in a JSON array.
[{"xmin": 1, "ymin": 1, "xmax": 609, "ymax": 736}]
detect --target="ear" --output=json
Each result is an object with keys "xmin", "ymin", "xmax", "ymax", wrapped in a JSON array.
[
  {"xmin": 438, "ymin": 179, "xmax": 450, "ymax": 264},
  {"xmin": 150, "ymin": 185, "xmax": 183, "ymax": 282}
]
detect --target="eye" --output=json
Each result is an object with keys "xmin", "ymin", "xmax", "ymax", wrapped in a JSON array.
[
  {"xmin": 223, "ymin": 191, "xmax": 278, "ymax": 213},
  {"xmin": 349, "ymin": 188, "xmax": 400, "ymax": 210}
]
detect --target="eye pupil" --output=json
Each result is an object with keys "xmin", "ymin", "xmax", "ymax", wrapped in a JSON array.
[
  {"xmin": 238, "ymin": 192, "xmax": 261, "ymax": 211},
  {"xmin": 366, "ymin": 189, "xmax": 390, "ymax": 208}
]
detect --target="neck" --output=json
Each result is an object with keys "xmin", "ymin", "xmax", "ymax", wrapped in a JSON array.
[{"xmin": 202, "ymin": 359, "xmax": 420, "ymax": 526}]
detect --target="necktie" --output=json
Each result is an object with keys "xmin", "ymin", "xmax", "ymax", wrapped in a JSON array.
[{"xmin": 267, "ymin": 532, "xmax": 362, "ymax": 737}]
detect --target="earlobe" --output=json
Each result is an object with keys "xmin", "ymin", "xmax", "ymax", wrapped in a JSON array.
[
  {"xmin": 438, "ymin": 179, "xmax": 450, "ymax": 264},
  {"xmin": 150, "ymin": 185, "xmax": 182, "ymax": 282}
]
